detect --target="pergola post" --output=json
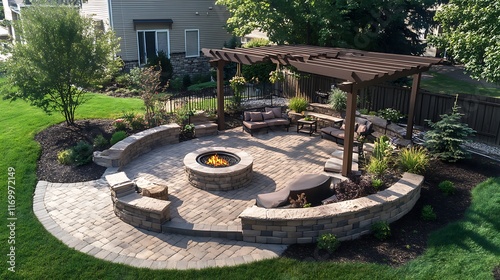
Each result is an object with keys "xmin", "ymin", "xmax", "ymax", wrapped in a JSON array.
[
  {"xmin": 216, "ymin": 60, "xmax": 226, "ymax": 131},
  {"xmin": 340, "ymin": 82, "xmax": 358, "ymax": 177},
  {"xmin": 406, "ymin": 73, "xmax": 421, "ymax": 140}
]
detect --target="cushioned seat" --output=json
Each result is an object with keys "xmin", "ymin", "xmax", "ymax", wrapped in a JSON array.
[
  {"xmin": 242, "ymin": 107, "xmax": 290, "ymax": 136},
  {"xmin": 256, "ymin": 174, "xmax": 332, "ymax": 208}
]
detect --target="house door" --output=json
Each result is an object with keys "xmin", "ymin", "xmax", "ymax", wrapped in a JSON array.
[{"xmin": 138, "ymin": 30, "xmax": 170, "ymax": 65}]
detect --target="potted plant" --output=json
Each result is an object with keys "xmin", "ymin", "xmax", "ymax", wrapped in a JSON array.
[
  {"xmin": 289, "ymin": 97, "xmax": 309, "ymax": 115},
  {"xmin": 377, "ymin": 108, "xmax": 404, "ymax": 125}
]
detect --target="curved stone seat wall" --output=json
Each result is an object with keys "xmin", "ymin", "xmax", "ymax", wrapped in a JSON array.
[
  {"xmin": 239, "ymin": 172, "xmax": 423, "ymax": 244},
  {"xmin": 94, "ymin": 124, "xmax": 180, "ymax": 168}
]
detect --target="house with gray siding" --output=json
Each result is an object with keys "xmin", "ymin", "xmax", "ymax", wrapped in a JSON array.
[
  {"xmin": 81, "ymin": 0, "xmax": 232, "ymax": 76},
  {"xmin": 3, "ymin": 0, "xmax": 232, "ymax": 77}
]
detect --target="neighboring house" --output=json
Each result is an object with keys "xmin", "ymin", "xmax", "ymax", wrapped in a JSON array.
[
  {"xmin": 241, "ymin": 29, "xmax": 269, "ymax": 45},
  {"xmin": 3, "ymin": 0, "xmax": 232, "ymax": 77},
  {"xmin": 80, "ymin": 0, "xmax": 231, "ymax": 77}
]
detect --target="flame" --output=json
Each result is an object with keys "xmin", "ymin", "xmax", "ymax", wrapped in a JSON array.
[{"xmin": 206, "ymin": 153, "xmax": 229, "ymax": 167}]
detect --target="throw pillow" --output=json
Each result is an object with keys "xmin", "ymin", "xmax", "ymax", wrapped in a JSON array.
[
  {"xmin": 357, "ymin": 124, "xmax": 367, "ymax": 134},
  {"xmin": 244, "ymin": 111, "xmax": 251, "ymax": 121},
  {"xmin": 262, "ymin": 111, "xmax": 275, "ymax": 120},
  {"xmin": 249, "ymin": 112, "xmax": 263, "ymax": 122}
]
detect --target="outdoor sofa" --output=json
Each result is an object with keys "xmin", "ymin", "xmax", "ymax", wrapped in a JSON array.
[
  {"xmin": 243, "ymin": 107, "xmax": 290, "ymax": 136},
  {"xmin": 320, "ymin": 117, "xmax": 373, "ymax": 144}
]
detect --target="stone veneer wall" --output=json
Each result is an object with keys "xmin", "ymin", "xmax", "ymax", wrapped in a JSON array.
[
  {"xmin": 93, "ymin": 124, "xmax": 180, "ymax": 168},
  {"xmin": 239, "ymin": 172, "xmax": 423, "ymax": 244},
  {"xmin": 122, "ymin": 53, "xmax": 210, "ymax": 78},
  {"xmin": 169, "ymin": 53, "xmax": 211, "ymax": 78}
]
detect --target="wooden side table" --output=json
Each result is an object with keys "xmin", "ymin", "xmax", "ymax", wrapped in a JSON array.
[{"xmin": 297, "ymin": 118, "xmax": 317, "ymax": 136}]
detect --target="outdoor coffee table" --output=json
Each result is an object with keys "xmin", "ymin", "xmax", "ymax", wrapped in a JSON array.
[{"xmin": 297, "ymin": 118, "xmax": 317, "ymax": 136}]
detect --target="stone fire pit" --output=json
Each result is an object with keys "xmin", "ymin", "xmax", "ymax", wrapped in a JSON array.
[{"xmin": 183, "ymin": 147, "xmax": 253, "ymax": 191}]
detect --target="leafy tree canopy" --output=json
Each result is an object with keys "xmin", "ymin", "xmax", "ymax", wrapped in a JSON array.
[
  {"xmin": 216, "ymin": 0, "xmax": 442, "ymax": 55},
  {"xmin": 3, "ymin": 1, "xmax": 121, "ymax": 125},
  {"xmin": 430, "ymin": 0, "xmax": 500, "ymax": 84}
]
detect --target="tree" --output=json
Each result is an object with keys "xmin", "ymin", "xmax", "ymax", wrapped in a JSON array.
[
  {"xmin": 424, "ymin": 96, "xmax": 476, "ymax": 162},
  {"xmin": 3, "ymin": 2, "xmax": 121, "ymax": 125},
  {"xmin": 216, "ymin": 0, "xmax": 441, "ymax": 55},
  {"xmin": 430, "ymin": 0, "xmax": 500, "ymax": 84}
]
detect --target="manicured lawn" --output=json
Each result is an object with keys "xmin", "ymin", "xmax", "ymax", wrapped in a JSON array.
[
  {"xmin": 420, "ymin": 71, "xmax": 500, "ymax": 98},
  {"xmin": 1, "ymin": 92, "xmax": 499, "ymax": 279}
]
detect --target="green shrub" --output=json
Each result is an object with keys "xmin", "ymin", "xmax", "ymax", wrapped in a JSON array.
[
  {"xmin": 70, "ymin": 141, "xmax": 93, "ymax": 166},
  {"xmin": 371, "ymin": 221, "xmax": 391, "ymax": 241},
  {"xmin": 110, "ymin": 131, "xmax": 127, "ymax": 145},
  {"xmin": 438, "ymin": 180, "xmax": 456, "ymax": 195},
  {"xmin": 187, "ymin": 81, "xmax": 217, "ymax": 91},
  {"xmin": 93, "ymin": 134, "xmax": 108, "ymax": 150},
  {"xmin": 131, "ymin": 115, "xmax": 146, "ymax": 131},
  {"xmin": 169, "ymin": 77, "xmax": 183, "ymax": 91},
  {"xmin": 373, "ymin": 135, "xmax": 392, "ymax": 161},
  {"xmin": 146, "ymin": 50, "xmax": 173, "ymax": 80},
  {"xmin": 328, "ymin": 88, "xmax": 347, "ymax": 112},
  {"xmin": 289, "ymin": 97, "xmax": 308, "ymax": 113},
  {"xmin": 424, "ymin": 96, "xmax": 475, "ymax": 162},
  {"xmin": 113, "ymin": 118, "xmax": 127, "ymax": 131},
  {"xmin": 57, "ymin": 149, "xmax": 73, "ymax": 165},
  {"xmin": 182, "ymin": 74, "xmax": 191, "ymax": 88},
  {"xmin": 398, "ymin": 146, "xmax": 429, "ymax": 174},
  {"xmin": 367, "ymin": 157, "xmax": 389, "ymax": 178},
  {"xmin": 317, "ymin": 233, "xmax": 340, "ymax": 253},
  {"xmin": 377, "ymin": 108, "xmax": 404, "ymax": 123},
  {"xmin": 371, "ymin": 178, "xmax": 383, "ymax": 190},
  {"xmin": 421, "ymin": 205, "xmax": 437, "ymax": 221}
]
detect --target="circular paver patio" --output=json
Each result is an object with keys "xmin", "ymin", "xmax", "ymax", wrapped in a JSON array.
[{"xmin": 34, "ymin": 127, "xmax": 338, "ymax": 269}]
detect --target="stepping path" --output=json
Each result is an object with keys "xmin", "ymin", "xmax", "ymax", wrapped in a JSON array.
[{"xmin": 33, "ymin": 127, "xmax": 337, "ymax": 269}]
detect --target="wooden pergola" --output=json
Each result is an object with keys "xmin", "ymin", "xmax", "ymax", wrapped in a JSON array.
[{"xmin": 202, "ymin": 45, "xmax": 442, "ymax": 176}]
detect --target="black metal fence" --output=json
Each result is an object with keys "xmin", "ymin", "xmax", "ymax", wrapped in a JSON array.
[{"xmin": 162, "ymin": 82, "xmax": 279, "ymax": 113}]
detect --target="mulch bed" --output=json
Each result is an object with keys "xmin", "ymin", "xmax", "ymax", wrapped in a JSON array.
[{"xmin": 35, "ymin": 119, "xmax": 500, "ymax": 270}]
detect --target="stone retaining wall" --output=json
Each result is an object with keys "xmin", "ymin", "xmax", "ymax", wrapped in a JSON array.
[
  {"xmin": 239, "ymin": 172, "xmax": 423, "ymax": 244},
  {"xmin": 93, "ymin": 124, "xmax": 180, "ymax": 168}
]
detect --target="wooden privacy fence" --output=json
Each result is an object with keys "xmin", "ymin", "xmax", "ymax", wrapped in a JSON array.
[{"xmin": 282, "ymin": 72, "xmax": 500, "ymax": 146}]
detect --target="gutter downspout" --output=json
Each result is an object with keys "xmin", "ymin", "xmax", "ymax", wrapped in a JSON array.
[{"xmin": 107, "ymin": 0, "xmax": 114, "ymax": 29}]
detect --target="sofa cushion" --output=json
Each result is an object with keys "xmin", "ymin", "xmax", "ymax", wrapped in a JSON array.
[
  {"xmin": 266, "ymin": 107, "xmax": 283, "ymax": 119},
  {"xmin": 264, "ymin": 118, "xmax": 290, "ymax": 126},
  {"xmin": 320, "ymin": 127, "xmax": 340, "ymax": 135},
  {"xmin": 243, "ymin": 121, "xmax": 267, "ymax": 130},
  {"xmin": 262, "ymin": 111, "xmax": 275, "ymax": 120},
  {"xmin": 249, "ymin": 112, "xmax": 263, "ymax": 122},
  {"xmin": 330, "ymin": 130, "xmax": 345, "ymax": 139}
]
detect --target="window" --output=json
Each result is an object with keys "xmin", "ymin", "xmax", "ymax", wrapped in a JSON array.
[
  {"xmin": 185, "ymin": 29, "xmax": 200, "ymax": 57},
  {"xmin": 137, "ymin": 30, "xmax": 170, "ymax": 65}
]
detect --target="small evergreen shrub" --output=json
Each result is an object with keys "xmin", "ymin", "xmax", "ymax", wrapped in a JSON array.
[
  {"xmin": 438, "ymin": 180, "xmax": 456, "ymax": 195},
  {"xmin": 169, "ymin": 77, "xmax": 183, "ymax": 91},
  {"xmin": 317, "ymin": 233, "xmax": 340, "ymax": 253},
  {"xmin": 328, "ymin": 88, "xmax": 347, "ymax": 112},
  {"xmin": 398, "ymin": 146, "xmax": 429, "ymax": 175},
  {"xmin": 421, "ymin": 205, "xmax": 437, "ymax": 221},
  {"xmin": 70, "ymin": 141, "xmax": 93, "ymax": 166},
  {"xmin": 187, "ymin": 81, "xmax": 217, "ymax": 91},
  {"xmin": 93, "ymin": 134, "xmax": 108, "ymax": 150},
  {"xmin": 57, "ymin": 149, "xmax": 73, "ymax": 165},
  {"xmin": 289, "ymin": 97, "xmax": 308, "ymax": 113},
  {"xmin": 371, "ymin": 178, "xmax": 383, "ymax": 190},
  {"xmin": 367, "ymin": 157, "xmax": 389, "ymax": 178},
  {"xmin": 371, "ymin": 221, "xmax": 391, "ymax": 241},
  {"xmin": 110, "ymin": 131, "xmax": 127, "ymax": 145},
  {"xmin": 424, "ymin": 96, "xmax": 475, "ymax": 162}
]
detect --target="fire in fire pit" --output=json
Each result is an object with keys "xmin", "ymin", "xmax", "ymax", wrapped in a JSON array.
[
  {"xmin": 196, "ymin": 151, "xmax": 240, "ymax": 168},
  {"xmin": 206, "ymin": 153, "xmax": 228, "ymax": 167}
]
